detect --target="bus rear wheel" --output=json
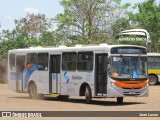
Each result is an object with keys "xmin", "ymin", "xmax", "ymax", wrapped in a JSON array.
[
  {"xmin": 28, "ymin": 83, "xmax": 43, "ymax": 99},
  {"xmin": 148, "ymin": 75, "xmax": 158, "ymax": 85},
  {"xmin": 85, "ymin": 86, "xmax": 92, "ymax": 104},
  {"xmin": 117, "ymin": 97, "xmax": 123, "ymax": 103},
  {"xmin": 28, "ymin": 83, "xmax": 37, "ymax": 99}
]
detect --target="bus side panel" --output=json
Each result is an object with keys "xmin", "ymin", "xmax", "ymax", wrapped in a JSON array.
[
  {"xmin": 24, "ymin": 70, "xmax": 37, "ymax": 92},
  {"xmin": 61, "ymin": 71, "xmax": 94, "ymax": 96},
  {"xmin": 8, "ymin": 71, "xmax": 17, "ymax": 92},
  {"xmin": 25, "ymin": 70, "xmax": 49, "ymax": 94},
  {"xmin": 8, "ymin": 53, "xmax": 17, "ymax": 92},
  {"xmin": 35, "ymin": 71, "xmax": 49, "ymax": 94},
  {"xmin": 60, "ymin": 71, "xmax": 68, "ymax": 95}
]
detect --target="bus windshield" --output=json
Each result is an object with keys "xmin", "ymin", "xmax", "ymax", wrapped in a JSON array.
[{"xmin": 110, "ymin": 56, "xmax": 147, "ymax": 80}]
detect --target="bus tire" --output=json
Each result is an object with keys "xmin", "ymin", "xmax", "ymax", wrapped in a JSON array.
[
  {"xmin": 148, "ymin": 75, "xmax": 158, "ymax": 85},
  {"xmin": 85, "ymin": 86, "xmax": 92, "ymax": 104},
  {"xmin": 117, "ymin": 97, "xmax": 123, "ymax": 103},
  {"xmin": 28, "ymin": 82, "xmax": 44, "ymax": 99}
]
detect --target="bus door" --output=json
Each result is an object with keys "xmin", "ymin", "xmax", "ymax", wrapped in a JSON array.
[
  {"xmin": 49, "ymin": 55, "xmax": 61, "ymax": 93},
  {"xmin": 95, "ymin": 53, "xmax": 108, "ymax": 96},
  {"xmin": 16, "ymin": 55, "xmax": 25, "ymax": 92}
]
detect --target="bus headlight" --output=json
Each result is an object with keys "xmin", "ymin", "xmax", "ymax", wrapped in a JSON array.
[
  {"xmin": 110, "ymin": 82, "xmax": 119, "ymax": 89},
  {"xmin": 110, "ymin": 82, "xmax": 115, "ymax": 87},
  {"xmin": 142, "ymin": 85, "xmax": 148, "ymax": 90}
]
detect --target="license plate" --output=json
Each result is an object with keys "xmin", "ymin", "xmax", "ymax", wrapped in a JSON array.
[{"xmin": 129, "ymin": 91, "xmax": 136, "ymax": 94}]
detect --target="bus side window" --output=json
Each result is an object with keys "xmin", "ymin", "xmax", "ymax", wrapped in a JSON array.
[
  {"xmin": 77, "ymin": 52, "xmax": 93, "ymax": 71},
  {"xmin": 25, "ymin": 63, "xmax": 35, "ymax": 71},
  {"xmin": 26, "ymin": 53, "xmax": 37, "ymax": 71},
  {"xmin": 38, "ymin": 53, "xmax": 48, "ymax": 71},
  {"xmin": 62, "ymin": 52, "xmax": 77, "ymax": 71}
]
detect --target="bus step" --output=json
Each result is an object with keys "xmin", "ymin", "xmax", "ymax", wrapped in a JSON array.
[
  {"xmin": 51, "ymin": 94, "xmax": 60, "ymax": 97},
  {"xmin": 94, "ymin": 96, "xmax": 106, "ymax": 98}
]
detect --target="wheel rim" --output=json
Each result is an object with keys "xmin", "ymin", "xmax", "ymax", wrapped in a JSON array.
[
  {"xmin": 30, "ymin": 85, "xmax": 36, "ymax": 97},
  {"xmin": 149, "ymin": 76, "xmax": 157, "ymax": 85}
]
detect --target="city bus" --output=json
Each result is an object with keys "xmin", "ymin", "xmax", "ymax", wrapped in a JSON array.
[
  {"xmin": 8, "ymin": 44, "xmax": 148, "ymax": 104},
  {"xmin": 117, "ymin": 29, "xmax": 151, "ymax": 51},
  {"xmin": 147, "ymin": 53, "xmax": 160, "ymax": 85},
  {"xmin": 117, "ymin": 29, "xmax": 160, "ymax": 85}
]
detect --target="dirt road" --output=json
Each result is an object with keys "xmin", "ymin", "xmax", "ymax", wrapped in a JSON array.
[{"xmin": 0, "ymin": 84, "xmax": 160, "ymax": 120}]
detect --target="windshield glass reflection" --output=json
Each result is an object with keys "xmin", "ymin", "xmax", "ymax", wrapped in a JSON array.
[{"xmin": 110, "ymin": 56, "xmax": 147, "ymax": 79}]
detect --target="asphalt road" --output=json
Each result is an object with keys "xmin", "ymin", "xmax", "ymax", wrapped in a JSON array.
[{"xmin": 0, "ymin": 84, "xmax": 160, "ymax": 120}]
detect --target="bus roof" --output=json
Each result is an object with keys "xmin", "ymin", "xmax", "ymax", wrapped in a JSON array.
[
  {"xmin": 8, "ymin": 44, "xmax": 146, "ymax": 54},
  {"xmin": 147, "ymin": 53, "xmax": 160, "ymax": 56},
  {"xmin": 121, "ymin": 29, "xmax": 148, "ymax": 33},
  {"xmin": 121, "ymin": 32, "xmax": 146, "ymax": 36},
  {"xmin": 119, "ymin": 29, "xmax": 151, "ymax": 44},
  {"xmin": 121, "ymin": 29, "xmax": 150, "ymax": 39}
]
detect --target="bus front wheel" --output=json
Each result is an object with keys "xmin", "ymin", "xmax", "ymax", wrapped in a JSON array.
[
  {"xmin": 85, "ymin": 86, "xmax": 92, "ymax": 104},
  {"xmin": 117, "ymin": 97, "xmax": 123, "ymax": 103},
  {"xmin": 148, "ymin": 75, "xmax": 158, "ymax": 85}
]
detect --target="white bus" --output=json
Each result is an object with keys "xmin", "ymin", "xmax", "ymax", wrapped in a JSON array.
[
  {"xmin": 117, "ymin": 29, "xmax": 160, "ymax": 85},
  {"xmin": 147, "ymin": 53, "xmax": 160, "ymax": 85},
  {"xmin": 117, "ymin": 29, "xmax": 151, "ymax": 49},
  {"xmin": 8, "ymin": 44, "xmax": 148, "ymax": 104}
]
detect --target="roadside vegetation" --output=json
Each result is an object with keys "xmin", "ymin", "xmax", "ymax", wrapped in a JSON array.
[{"xmin": 0, "ymin": 0, "xmax": 160, "ymax": 60}]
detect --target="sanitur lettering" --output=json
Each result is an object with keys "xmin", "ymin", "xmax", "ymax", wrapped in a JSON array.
[{"xmin": 72, "ymin": 75, "xmax": 82, "ymax": 80}]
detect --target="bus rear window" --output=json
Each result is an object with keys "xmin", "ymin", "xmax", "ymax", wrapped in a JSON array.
[{"xmin": 9, "ymin": 53, "xmax": 15, "ymax": 71}]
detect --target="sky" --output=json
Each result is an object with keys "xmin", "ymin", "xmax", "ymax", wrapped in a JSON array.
[{"xmin": 0, "ymin": 0, "xmax": 157, "ymax": 31}]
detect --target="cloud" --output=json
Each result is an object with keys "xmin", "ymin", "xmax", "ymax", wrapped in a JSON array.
[{"xmin": 24, "ymin": 7, "xmax": 39, "ymax": 14}]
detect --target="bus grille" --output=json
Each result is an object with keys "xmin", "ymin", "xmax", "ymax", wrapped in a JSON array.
[
  {"xmin": 123, "ymin": 92, "xmax": 140, "ymax": 96},
  {"xmin": 122, "ymin": 88, "xmax": 141, "ymax": 90}
]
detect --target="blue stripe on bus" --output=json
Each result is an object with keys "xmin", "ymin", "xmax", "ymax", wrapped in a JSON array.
[
  {"xmin": 64, "ymin": 72, "xmax": 70, "ymax": 83},
  {"xmin": 24, "ymin": 65, "xmax": 43, "ymax": 89}
]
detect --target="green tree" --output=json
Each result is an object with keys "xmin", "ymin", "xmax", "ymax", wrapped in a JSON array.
[
  {"xmin": 0, "ymin": 29, "xmax": 17, "ymax": 41},
  {"xmin": 41, "ymin": 31, "xmax": 60, "ymax": 46},
  {"xmin": 55, "ymin": 0, "xmax": 129, "ymax": 44},
  {"xmin": 15, "ymin": 13, "xmax": 48, "ymax": 39},
  {"xmin": 111, "ymin": 18, "xmax": 130, "ymax": 37}
]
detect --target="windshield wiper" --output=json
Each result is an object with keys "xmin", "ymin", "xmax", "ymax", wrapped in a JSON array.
[
  {"xmin": 136, "ymin": 55, "xmax": 141, "ymax": 67},
  {"xmin": 120, "ymin": 55, "xmax": 128, "ymax": 65}
]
